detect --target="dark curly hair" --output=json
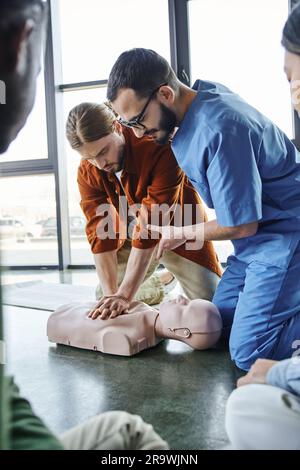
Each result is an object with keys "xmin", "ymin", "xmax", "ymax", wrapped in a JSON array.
[
  {"xmin": 282, "ymin": 3, "xmax": 300, "ymax": 55},
  {"xmin": 107, "ymin": 48, "xmax": 179, "ymax": 102}
]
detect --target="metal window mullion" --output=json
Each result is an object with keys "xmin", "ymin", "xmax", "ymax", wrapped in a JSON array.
[
  {"xmin": 47, "ymin": 0, "xmax": 71, "ymax": 270},
  {"xmin": 58, "ymin": 80, "xmax": 108, "ymax": 92},
  {"xmin": 0, "ymin": 159, "xmax": 54, "ymax": 176},
  {"xmin": 168, "ymin": 0, "xmax": 191, "ymax": 86}
]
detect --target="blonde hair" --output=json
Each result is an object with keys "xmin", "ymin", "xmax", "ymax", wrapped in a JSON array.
[{"xmin": 66, "ymin": 102, "xmax": 117, "ymax": 150}]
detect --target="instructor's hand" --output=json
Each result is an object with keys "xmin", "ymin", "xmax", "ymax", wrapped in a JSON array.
[
  {"xmin": 147, "ymin": 224, "xmax": 187, "ymax": 259},
  {"xmin": 88, "ymin": 295, "xmax": 130, "ymax": 320},
  {"xmin": 237, "ymin": 359, "xmax": 278, "ymax": 387}
]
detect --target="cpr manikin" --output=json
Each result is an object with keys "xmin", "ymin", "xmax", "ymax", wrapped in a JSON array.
[{"xmin": 47, "ymin": 295, "xmax": 222, "ymax": 356}]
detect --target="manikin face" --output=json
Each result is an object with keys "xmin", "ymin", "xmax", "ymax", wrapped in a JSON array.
[
  {"xmin": 284, "ymin": 49, "xmax": 300, "ymax": 118},
  {"xmin": 159, "ymin": 295, "xmax": 222, "ymax": 337},
  {"xmin": 112, "ymin": 86, "xmax": 178, "ymax": 145},
  {"xmin": 79, "ymin": 127, "xmax": 126, "ymax": 173}
]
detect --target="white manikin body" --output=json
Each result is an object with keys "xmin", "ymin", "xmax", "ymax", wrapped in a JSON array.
[
  {"xmin": 47, "ymin": 297, "xmax": 223, "ymax": 356},
  {"xmin": 47, "ymin": 301, "xmax": 160, "ymax": 356}
]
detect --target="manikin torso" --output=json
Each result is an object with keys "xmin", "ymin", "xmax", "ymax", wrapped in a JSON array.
[
  {"xmin": 48, "ymin": 301, "xmax": 160, "ymax": 356},
  {"xmin": 47, "ymin": 297, "xmax": 222, "ymax": 356}
]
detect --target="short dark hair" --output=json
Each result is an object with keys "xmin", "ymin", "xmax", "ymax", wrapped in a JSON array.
[
  {"xmin": 282, "ymin": 3, "xmax": 300, "ymax": 55},
  {"xmin": 107, "ymin": 48, "xmax": 179, "ymax": 102},
  {"xmin": 0, "ymin": 0, "xmax": 44, "ymax": 30}
]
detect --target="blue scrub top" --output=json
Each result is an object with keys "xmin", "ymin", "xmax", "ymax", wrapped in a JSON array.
[{"xmin": 171, "ymin": 80, "xmax": 300, "ymax": 268}]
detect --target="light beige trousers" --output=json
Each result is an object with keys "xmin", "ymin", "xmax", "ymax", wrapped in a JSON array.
[
  {"xmin": 60, "ymin": 411, "xmax": 168, "ymax": 450},
  {"xmin": 96, "ymin": 240, "xmax": 221, "ymax": 303},
  {"xmin": 225, "ymin": 384, "xmax": 300, "ymax": 450}
]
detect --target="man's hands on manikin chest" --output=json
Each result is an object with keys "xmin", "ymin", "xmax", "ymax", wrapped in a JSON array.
[{"xmin": 88, "ymin": 246, "xmax": 156, "ymax": 320}]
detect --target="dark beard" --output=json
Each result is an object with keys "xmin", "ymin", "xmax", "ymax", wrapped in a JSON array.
[{"xmin": 155, "ymin": 103, "xmax": 177, "ymax": 145}]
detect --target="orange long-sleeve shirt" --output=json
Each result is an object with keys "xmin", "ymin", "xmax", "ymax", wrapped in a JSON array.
[{"xmin": 77, "ymin": 127, "xmax": 222, "ymax": 277}]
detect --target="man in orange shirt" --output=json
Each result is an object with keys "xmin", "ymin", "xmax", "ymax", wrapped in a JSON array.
[{"xmin": 66, "ymin": 102, "xmax": 222, "ymax": 319}]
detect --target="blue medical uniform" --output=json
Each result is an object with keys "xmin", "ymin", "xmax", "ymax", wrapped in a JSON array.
[{"xmin": 172, "ymin": 80, "xmax": 300, "ymax": 370}]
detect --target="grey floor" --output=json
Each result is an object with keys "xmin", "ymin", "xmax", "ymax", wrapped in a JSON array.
[{"xmin": 3, "ymin": 269, "xmax": 236, "ymax": 450}]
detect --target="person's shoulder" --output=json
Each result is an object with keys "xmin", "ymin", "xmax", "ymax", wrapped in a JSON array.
[
  {"xmin": 196, "ymin": 80, "xmax": 267, "ymax": 133},
  {"xmin": 78, "ymin": 158, "xmax": 93, "ymax": 177},
  {"xmin": 77, "ymin": 159, "xmax": 102, "ymax": 186}
]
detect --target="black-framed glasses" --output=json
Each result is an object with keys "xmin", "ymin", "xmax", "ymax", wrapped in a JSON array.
[{"xmin": 118, "ymin": 83, "xmax": 168, "ymax": 131}]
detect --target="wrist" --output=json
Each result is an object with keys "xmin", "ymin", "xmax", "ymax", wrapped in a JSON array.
[
  {"xmin": 116, "ymin": 287, "xmax": 134, "ymax": 302},
  {"xmin": 102, "ymin": 286, "xmax": 118, "ymax": 296},
  {"xmin": 182, "ymin": 225, "xmax": 196, "ymax": 241}
]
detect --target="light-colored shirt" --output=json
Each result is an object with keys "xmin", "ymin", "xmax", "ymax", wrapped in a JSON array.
[
  {"xmin": 267, "ymin": 359, "xmax": 300, "ymax": 397},
  {"xmin": 115, "ymin": 170, "xmax": 122, "ymax": 182}
]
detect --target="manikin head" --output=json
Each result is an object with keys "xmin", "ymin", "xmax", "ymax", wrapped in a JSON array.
[
  {"xmin": 282, "ymin": 3, "xmax": 300, "ymax": 118},
  {"xmin": 159, "ymin": 295, "xmax": 222, "ymax": 350},
  {"xmin": 0, "ymin": 0, "xmax": 47, "ymax": 154},
  {"xmin": 107, "ymin": 48, "xmax": 180, "ymax": 145},
  {"xmin": 66, "ymin": 102, "xmax": 126, "ymax": 173}
]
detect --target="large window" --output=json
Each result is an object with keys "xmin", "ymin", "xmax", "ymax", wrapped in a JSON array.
[
  {"xmin": 0, "ymin": 54, "xmax": 57, "ymax": 267},
  {"xmin": 59, "ymin": 0, "xmax": 171, "ymax": 264},
  {"xmin": 189, "ymin": 0, "xmax": 292, "ymax": 137},
  {"xmin": 1, "ymin": 72, "xmax": 48, "ymax": 163},
  {"xmin": 59, "ymin": 0, "xmax": 171, "ymax": 84},
  {"xmin": 188, "ymin": 0, "xmax": 292, "ymax": 263},
  {"xmin": 0, "ymin": 175, "xmax": 58, "ymax": 266}
]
